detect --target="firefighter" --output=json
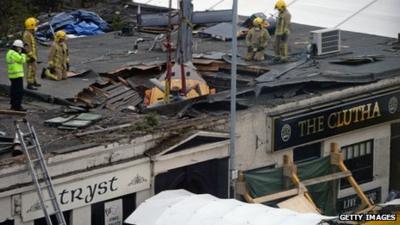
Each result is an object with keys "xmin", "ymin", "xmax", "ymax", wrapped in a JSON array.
[
  {"xmin": 245, "ymin": 17, "xmax": 271, "ymax": 61},
  {"xmin": 274, "ymin": 0, "xmax": 291, "ymax": 62},
  {"xmin": 23, "ymin": 17, "xmax": 41, "ymax": 90},
  {"xmin": 42, "ymin": 30, "xmax": 69, "ymax": 81},
  {"xmin": 6, "ymin": 40, "xmax": 27, "ymax": 111}
]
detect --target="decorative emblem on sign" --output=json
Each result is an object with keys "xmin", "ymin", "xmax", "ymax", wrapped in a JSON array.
[
  {"xmin": 281, "ymin": 124, "xmax": 291, "ymax": 142},
  {"xmin": 128, "ymin": 174, "xmax": 148, "ymax": 187},
  {"xmin": 27, "ymin": 201, "xmax": 44, "ymax": 213},
  {"xmin": 388, "ymin": 96, "xmax": 398, "ymax": 114}
]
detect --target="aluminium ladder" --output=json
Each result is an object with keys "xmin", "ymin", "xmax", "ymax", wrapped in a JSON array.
[{"xmin": 15, "ymin": 119, "xmax": 67, "ymax": 225}]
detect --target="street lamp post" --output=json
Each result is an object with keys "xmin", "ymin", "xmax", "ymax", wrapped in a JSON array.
[{"xmin": 228, "ymin": 0, "xmax": 238, "ymax": 198}]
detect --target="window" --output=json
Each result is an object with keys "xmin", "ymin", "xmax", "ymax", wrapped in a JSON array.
[
  {"xmin": 293, "ymin": 142, "xmax": 321, "ymax": 163},
  {"xmin": 34, "ymin": 211, "xmax": 71, "ymax": 225},
  {"xmin": 340, "ymin": 140, "xmax": 374, "ymax": 189},
  {"xmin": 91, "ymin": 192, "xmax": 136, "ymax": 225}
]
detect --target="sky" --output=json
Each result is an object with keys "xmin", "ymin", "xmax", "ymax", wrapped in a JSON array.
[{"xmin": 134, "ymin": 0, "xmax": 400, "ymax": 38}]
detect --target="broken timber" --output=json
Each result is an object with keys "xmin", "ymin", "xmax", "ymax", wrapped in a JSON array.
[
  {"xmin": 193, "ymin": 59, "xmax": 269, "ymax": 75},
  {"xmin": 75, "ymin": 77, "xmax": 142, "ymax": 110},
  {"xmin": 0, "ymin": 109, "xmax": 27, "ymax": 116}
]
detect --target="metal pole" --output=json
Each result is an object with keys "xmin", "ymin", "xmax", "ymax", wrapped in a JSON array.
[
  {"xmin": 228, "ymin": 0, "xmax": 238, "ymax": 198},
  {"xmin": 164, "ymin": 0, "xmax": 172, "ymax": 103}
]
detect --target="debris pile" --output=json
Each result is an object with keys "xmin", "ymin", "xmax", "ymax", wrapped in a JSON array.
[
  {"xmin": 74, "ymin": 77, "xmax": 143, "ymax": 110},
  {"xmin": 45, "ymin": 113, "xmax": 102, "ymax": 130}
]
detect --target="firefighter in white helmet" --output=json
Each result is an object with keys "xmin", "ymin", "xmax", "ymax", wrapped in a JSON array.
[{"xmin": 6, "ymin": 40, "xmax": 27, "ymax": 111}]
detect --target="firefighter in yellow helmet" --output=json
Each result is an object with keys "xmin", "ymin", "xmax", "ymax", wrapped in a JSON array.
[
  {"xmin": 274, "ymin": 0, "xmax": 291, "ymax": 62},
  {"xmin": 42, "ymin": 30, "xmax": 70, "ymax": 81},
  {"xmin": 23, "ymin": 17, "xmax": 41, "ymax": 90},
  {"xmin": 245, "ymin": 17, "xmax": 271, "ymax": 61}
]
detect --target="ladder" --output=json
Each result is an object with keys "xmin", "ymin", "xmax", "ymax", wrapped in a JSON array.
[{"xmin": 15, "ymin": 119, "xmax": 67, "ymax": 225}]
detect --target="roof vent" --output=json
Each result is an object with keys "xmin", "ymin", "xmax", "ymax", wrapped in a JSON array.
[{"xmin": 310, "ymin": 28, "xmax": 341, "ymax": 55}]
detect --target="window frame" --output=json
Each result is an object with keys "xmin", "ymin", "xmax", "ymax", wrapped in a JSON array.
[{"xmin": 340, "ymin": 139, "xmax": 374, "ymax": 189}]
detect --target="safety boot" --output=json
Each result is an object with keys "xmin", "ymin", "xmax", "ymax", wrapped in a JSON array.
[{"xmin": 26, "ymin": 84, "xmax": 37, "ymax": 90}]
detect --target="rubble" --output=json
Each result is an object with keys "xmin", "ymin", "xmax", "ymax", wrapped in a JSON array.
[
  {"xmin": 330, "ymin": 54, "xmax": 384, "ymax": 65},
  {"xmin": 0, "ymin": 3, "xmax": 399, "ymax": 165},
  {"xmin": 74, "ymin": 77, "xmax": 143, "ymax": 110},
  {"xmin": 198, "ymin": 22, "xmax": 247, "ymax": 41}
]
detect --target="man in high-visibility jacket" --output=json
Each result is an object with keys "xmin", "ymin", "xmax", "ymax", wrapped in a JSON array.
[
  {"xmin": 42, "ymin": 30, "xmax": 69, "ymax": 81},
  {"xmin": 274, "ymin": 0, "xmax": 291, "ymax": 62},
  {"xmin": 245, "ymin": 17, "xmax": 271, "ymax": 61},
  {"xmin": 23, "ymin": 17, "xmax": 41, "ymax": 90},
  {"xmin": 6, "ymin": 40, "xmax": 27, "ymax": 111}
]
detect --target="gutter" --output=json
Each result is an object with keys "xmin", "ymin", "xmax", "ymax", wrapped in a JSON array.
[{"xmin": 265, "ymin": 75, "xmax": 400, "ymax": 116}]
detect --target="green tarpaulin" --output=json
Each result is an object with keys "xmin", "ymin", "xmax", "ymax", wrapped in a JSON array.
[{"xmin": 243, "ymin": 157, "xmax": 339, "ymax": 215}]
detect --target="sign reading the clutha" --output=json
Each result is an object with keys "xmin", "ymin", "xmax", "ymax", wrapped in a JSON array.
[
  {"xmin": 21, "ymin": 162, "xmax": 150, "ymax": 222},
  {"xmin": 273, "ymin": 91, "xmax": 400, "ymax": 151}
]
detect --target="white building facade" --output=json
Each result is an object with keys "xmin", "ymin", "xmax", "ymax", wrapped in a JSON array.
[
  {"xmin": 0, "ymin": 125, "xmax": 230, "ymax": 225},
  {"xmin": 234, "ymin": 77, "xmax": 400, "ymax": 213}
]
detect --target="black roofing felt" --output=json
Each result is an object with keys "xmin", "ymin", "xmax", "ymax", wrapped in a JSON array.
[
  {"xmin": 1, "ymin": 22, "xmax": 398, "ymax": 100},
  {"xmin": 0, "ymin": 22, "xmax": 399, "ymax": 156}
]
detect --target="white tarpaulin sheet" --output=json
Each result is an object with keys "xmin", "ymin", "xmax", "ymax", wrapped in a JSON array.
[
  {"xmin": 125, "ymin": 190, "xmax": 335, "ymax": 225},
  {"xmin": 379, "ymin": 199, "xmax": 400, "ymax": 206},
  {"xmin": 135, "ymin": 0, "xmax": 400, "ymax": 38}
]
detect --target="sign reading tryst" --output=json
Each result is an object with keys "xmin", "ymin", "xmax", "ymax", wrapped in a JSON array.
[
  {"xmin": 21, "ymin": 162, "xmax": 150, "ymax": 222},
  {"xmin": 273, "ymin": 90, "xmax": 400, "ymax": 151}
]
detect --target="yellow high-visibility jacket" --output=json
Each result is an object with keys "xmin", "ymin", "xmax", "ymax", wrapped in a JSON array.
[{"xmin": 6, "ymin": 49, "xmax": 26, "ymax": 79}]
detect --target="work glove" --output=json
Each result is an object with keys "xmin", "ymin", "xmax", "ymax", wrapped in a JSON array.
[{"xmin": 28, "ymin": 56, "xmax": 36, "ymax": 63}]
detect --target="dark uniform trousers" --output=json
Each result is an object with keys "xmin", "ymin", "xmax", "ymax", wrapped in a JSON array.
[{"xmin": 10, "ymin": 77, "xmax": 24, "ymax": 109}]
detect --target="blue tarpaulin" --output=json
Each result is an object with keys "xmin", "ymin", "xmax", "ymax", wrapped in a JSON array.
[{"xmin": 36, "ymin": 10, "xmax": 111, "ymax": 40}]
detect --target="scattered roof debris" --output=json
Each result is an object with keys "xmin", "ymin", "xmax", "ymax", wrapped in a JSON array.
[
  {"xmin": 0, "ymin": 109, "xmax": 27, "ymax": 116},
  {"xmin": 45, "ymin": 113, "xmax": 102, "ymax": 130},
  {"xmin": 198, "ymin": 23, "xmax": 247, "ymax": 41},
  {"xmin": 330, "ymin": 55, "xmax": 384, "ymax": 65},
  {"xmin": 0, "ymin": 136, "xmax": 14, "ymax": 155},
  {"xmin": 138, "ymin": 9, "xmax": 233, "ymax": 27},
  {"xmin": 74, "ymin": 77, "xmax": 143, "ymax": 110},
  {"xmin": 1, "ymin": 2, "xmax": 400, "ymax": 158}
]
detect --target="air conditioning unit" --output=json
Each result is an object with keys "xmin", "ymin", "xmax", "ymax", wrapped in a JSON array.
[{"xmin": 310, "ymin": 28, "xmax": 341, "ymax": 55}]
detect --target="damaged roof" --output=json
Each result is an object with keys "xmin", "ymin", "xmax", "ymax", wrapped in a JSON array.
[{"xmin": 0, "ymin": 8, "xmax": 399, "ymax": 161}]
